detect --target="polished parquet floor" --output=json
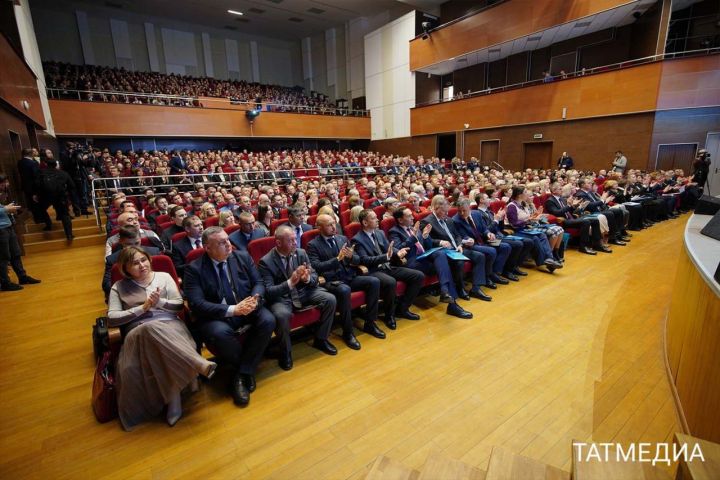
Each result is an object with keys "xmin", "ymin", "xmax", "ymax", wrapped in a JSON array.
[{"xmin": 0, "ymin": 216, "xmax": 687, "ymax": 479}]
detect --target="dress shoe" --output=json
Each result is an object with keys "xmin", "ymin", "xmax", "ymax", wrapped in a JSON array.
[
  {"xmin": 623, "ymin": 232, "xmax": 633, "ymax": 238},
  {"xmin": 18, "ymin": 276, "xmax": 41, "ymax": 285},
  {"xmin": 578, "ymin": 246, "xmax": 597, "ymax": 255},
  {"xmin": 595, "ymin": 245, "xmax": 613, "ymax": 253},
  {"xmin": 1, "ymin": 282, "xmax": 23, "ymax": 291},
  {"xmin": 384, "ymin": 316, "xmax": 397, "ymax": 330},
  {"xmin": 439, "ymin": 293, "xmax": 454, "ymax": 303},
  {"xmin": 204, "ymin": 362, "xmax": 217, "ymax": 380},
  {"xmin": 485, "ymin": 281, "xmax": 497, "ymax": 290},
  {"xmin": 343, "ymin": 334, "xmax": 361, "ymax": 350},
  {"xmin": 490, "ymin": 274, "xmax": 509, "ymax": 285},
  {"xmin": 363, "ymin": 321, "xmax": 386, "ymax": 339},
  {"xmin": 231, "ymin": 373, "xmax": 250, "ymax": 407},
  {"xmin": 278, "ymin": 352, "xmax": 293, "ymax": 371},
  {"xmin": 312, "ymin": 338, "xmax": 338, "ymax": 355},
  {"xmin": 457, "ymin": 289, "xmax": 470, "ymax": 301},
  {"xmin": 619, "ymin": 236, "xmax": 631, "ymax": 242},
  {"xmin": 469, "ymin": 289, "xmax": 492, "ymax": 301},
  {"xmin": 501, "ymin": 272, "xmax": 520, "ymax": 282},
  {"xmin": 447, "ymin": 302, "xmax": 473, "ymax": 319},
  {"xmin": 512, "ymin": 268, "xmax": 528, "ymax": 276},
  {"xmin": 241, "ymin": 373, "xmax": 256, "ymax": 393},
  {"xmin": 609, "ymin": 238, "xmax": 626, "ymax": 246},
  {"xmin": 544, "ymin": 258, "xmax": 563, "ymax": 269},
  {"xmin": 395, "ymin": 309, "xmax": 420, "ymax": 320}
]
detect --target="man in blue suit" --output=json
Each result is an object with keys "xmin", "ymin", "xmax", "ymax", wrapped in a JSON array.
[
  {"xmin": 453, "ymin": 199, "xmax": 512, "ymax": 285},
  {"xmin": 171, "ymin": 215, "xmax": 204, "ymax": 276},
  {"xmin": 229, "ymin": 211, "xmax": 266, "ymax": 251},
  {"xmin": 168, "ymin": 151, "xmax": 187, "ymax": 174},
  {"xmin": 389, "ymin": 208, "xmax": 472, "ymax": 319},
  {"xmin": 184, "ymin": 227, "xmax": 275, "ymax": 407}
]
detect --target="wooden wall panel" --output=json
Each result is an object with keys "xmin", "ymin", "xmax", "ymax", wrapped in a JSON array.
[
  {"xmin": 0, "ymin": 34, "xmax": 45, "ymax": 128},
  {"xmin": 48, "ymin": 100, "xmax": 371, "ymax": 139},
  {"xmin": 368, "ymin": 135, "xmax": 437, "ymax": 158},
  {"xmin": 409, "ymin": 0, "xmax": 633, "ymax": 71},
  {"xmin": 649, "ymin": 107, "xmax": 720, "ymax": 171},
  {"xmin": 657, "ymin": 55, "xmax": 720, "ymax": 110},
  {"xmin": 461, "ymin": 113, "xmax": 655, "ymax": 172},
  {"xmin": 411, "ymin": 62, "xmax": 662, "ymax": 136}
]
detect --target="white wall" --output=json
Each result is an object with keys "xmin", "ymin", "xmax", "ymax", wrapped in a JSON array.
[
  {"xmin": 365, "ymin": 11, "xmax": 416, "ymax": 140},
  {"xmin": 30, "ymin": 0, "xmax": 304, "ymax": 87}
]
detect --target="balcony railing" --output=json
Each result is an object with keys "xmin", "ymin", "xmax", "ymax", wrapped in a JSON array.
[
  {"xmin": 415, "ymin": 47, "xmax": 720, "ymax": 108},
  {"xmin": 46, "ymin": 88, "xmax": 370, "ymax": 117}
]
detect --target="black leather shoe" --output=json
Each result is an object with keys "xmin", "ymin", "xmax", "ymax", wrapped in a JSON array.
[
  {"xmin": 241, "ymin": 374, "xmax": 256, "ymax": 393},
  {"xmin": 609, "ymin": 238, "xmax": 626, "ymax": 246},
  {"xmin": 578, "ymin": 246, "xmax": 597, "ymax": 255},
  {"xmin": 469, "ymin": 289, "xmax": 492, "ymax": 301},
  {"xmin": 595, "ymin": 245, "xmax": 613, "ymax": 253},
  {"xmin": 544, "ymin": 259, "xmax": 563, "ymax": 269},
  {"xmin": 490, "ymin": 274, "xmax": 509, "ymax": 285},
  {"xmin": 457, "ymin": 289, "xmax": 470, "ymax": 301},
  {"xmin": 384, "ymin": 316, "xmax": 397, "ymax": 330},
  {"xmin": 439, "ymin": 293, "xmax": 454, "ymax": 303},
  {"xmin": 343, "ymin": 334, "xmax": 361, "ymax": 350},
  {"xmin": 18, "ymin": 276, "xmax": 41, "ymax": 285},
  {"xmin": 312, "ymin": 339, "xmax": 338, "ymax": 355},
  {"xmin": 513, "ymin": 268, "xmax": 528, "ymax": 276},
  {"xmin": 623, "ymin": 232, "xmax": 633, "ymax": 238},
  {"xmin": 278, "ymin": 352, "xmax": 293, "ymax": 371},
  {"xmin": 447, "ymin": 302, "xmax": 473, "ymax": 319},
  {"xmin": 395, "ymin": 309, "xmax": 420, "ymax": 320},
  {"xmin": 1, "ymin": 282, "xmax": 23, "ymax": 291},
  {"xmin": 501, "ymin": 272, "xmax": 519, "ymax": 282},
  {"xmin": 485, "ymin": 281, "xmax": 497, "ymax": 290},
  {"xmin": 619, "ymin": 236, "xmax": 631, "ymax": 242},
  {"xmin": 231, "ymin": 373, "xmax": 250, "ymax": 407},
  {"xmin": 363, "ymin": 321, "xmax": 386, "ymax": 339}
]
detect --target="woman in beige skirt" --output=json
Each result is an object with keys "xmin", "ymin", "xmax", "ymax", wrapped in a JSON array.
[{"xmin": 108, "ymin": 246, "xmax": 216, "ymax": 430}]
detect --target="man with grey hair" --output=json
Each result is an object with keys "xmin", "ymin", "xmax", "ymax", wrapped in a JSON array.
[{"xmin": 259, "ymin": 225, "xmax": 337, "ymax": 370}]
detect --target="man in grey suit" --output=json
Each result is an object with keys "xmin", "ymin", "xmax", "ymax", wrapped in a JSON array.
[
  {"xmin": 282, "ymin": 204, "xmax": 312, "ymax": 247},
  {"xmin": 258, "ymin": 225, "xmax": 337, "ymax": 371}
]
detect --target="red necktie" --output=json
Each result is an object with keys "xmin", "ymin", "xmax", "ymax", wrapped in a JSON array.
[{"xmin": 406, "ymin": 227, "xmax": 424, "ymax": 254}]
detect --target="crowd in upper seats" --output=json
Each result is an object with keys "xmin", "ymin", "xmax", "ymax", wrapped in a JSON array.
[
  {"xmin": 86, "ymin": 146, "xmax": 709, "ymax": 429},
  {"xmin": 43, "ymin": 62, "xmax": 339, "ymax": 113}
]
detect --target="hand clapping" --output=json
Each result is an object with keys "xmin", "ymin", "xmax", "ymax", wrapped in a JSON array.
[
  {"xmin": 234, "ymin": 295, "xmax": 258, "ymax": 316},
  {"xmin": 143, "ymin": 287, "xmax": 161, "ymax": 311}
]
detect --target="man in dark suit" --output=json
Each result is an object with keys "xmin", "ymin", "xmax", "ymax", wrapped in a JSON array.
[
  {"xmin": 259, "ymin": 225, "xmax": 337, "ymax": 371},
  {"xmin": 557, "ymin": 151, "xmax": 574, "ymax": 169},
  {"xmin": 17, "ymin": 148, "xmax": 44, "ymax": 225},
  {"xmin": 169, "ymin": 152, "xmax": 187, "ymax": 174},
  {"xmin": 35, "ymin": 159, "xmax": 76, "ymax": 240},
  {"xmin": 171, "ymin": 216, "xmax": 204, "ymax": 276},
  {"xmin": 453, "ymin": 199, "xmax": 513, "ymax": 285},
  {"xmin": 389, "ymin": 208, "xmax": 472, "ymax": 319},
  {"xmin": 474, "ymin": 193, "xmax": 532, "ymax": 277},
  {"xmin": 421, "ymin": 196, "xmax": 492, "ymax": 301},
  {"xmin": 147, "ymin": 196, "xmax": 169, "ymax": 229},
  {"xmin": 576, "ymin": 179, "xmax": 628, "ymax": 246},
  {"xmin": 351, "ymin": 209, "xmax": 424, "ymax": 330},
  {"xmin": 307, "ymin": 214, "xmax": 385, "ymax": 348},
  {"xmin": 544, "ymin": 183, "xmax": 610, "ymax": 254},
  {"xmin": 229, "ymin": 211, "xmax": 266, "ymax": 251},
  {"xmin": 184, "ymin": 227, "xmax": 275, "ymax": 407},
  {"xmin": 160, "ymin": 205, "xmax": 188, "ymax": 250},
  {"xmin": 282, "ymin": 204, "xmax": 313, "ymax": 247},
  {"xmin": 102, "ymin": 226, "xmax": 161, "ymax": 298}
]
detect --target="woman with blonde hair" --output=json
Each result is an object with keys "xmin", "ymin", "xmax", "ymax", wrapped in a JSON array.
[
  {"xmin": 108, "ymin": 247, "xmax": 216, "ymax": 429},
  {"xmin": 198, "ymin": 202, "xmax": 217, "ymax": 221},
  {"xmin": 218, "ymin": 210, "xmax": 237, "ymax": 228}
]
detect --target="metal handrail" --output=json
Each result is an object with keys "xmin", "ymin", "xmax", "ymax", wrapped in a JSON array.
[
  {"xmin": 46, "ymin": 88, "xmax": 370, "ymax": 117},
  {"xmin": 90, "ymin": 167, "xmax": 369, "ymax": 230},
  {"xmin": 415, "ymin": 47, "xmax": 720, "ymax": 107}
]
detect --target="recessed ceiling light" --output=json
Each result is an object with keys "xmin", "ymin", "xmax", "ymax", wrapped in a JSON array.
[{"xmin": 228, "ymin": 10, "xmax": 244, "ymax": 16}]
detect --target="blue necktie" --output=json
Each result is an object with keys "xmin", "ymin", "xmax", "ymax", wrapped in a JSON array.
[{"xmin": 217, "ymin": 261, "xmax": 236, "ymax": 305}]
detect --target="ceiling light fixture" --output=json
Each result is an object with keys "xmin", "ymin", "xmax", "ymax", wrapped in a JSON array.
[{"xmin": 228, "ymin": 10, "xmax": 244, "ymax": 15}]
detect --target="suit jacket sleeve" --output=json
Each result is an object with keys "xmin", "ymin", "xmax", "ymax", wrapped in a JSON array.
[
  {"xmin": 419, "ymin": 219, "xmax": 444, "ymax": 248},
  {"xmin": 544, "ymin": 198, "xmax": 567, "ymax": 217},
  {"xmin": 258, "ymin": 256, "xmax": 291, "ymax": 302},
  {"xmin": 183, "ymin": 262, "xmax": 230, "ymax": 321},
  {"xmin": 237, "ymin": 252, "xmax": 264, "ymax": 300},
  {"xmin": 388, "ymin": 228, "xmax": 415, "ymax": 250},
  {"xmin": 350, "ymin": 236, "xmax": 388, "ymax": 267},
  {"xmin": 298, "ymin": 250, "xmax": 318, "ymax": 287},
  {"xmin": 307, "ymin": 240, "xmax": 341, "ymax": 274}
]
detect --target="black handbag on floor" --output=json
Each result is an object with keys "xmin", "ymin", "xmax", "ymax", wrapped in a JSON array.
[{"xmin": 92, "ymin": 316, "xmax": 109, "ymax": 360}]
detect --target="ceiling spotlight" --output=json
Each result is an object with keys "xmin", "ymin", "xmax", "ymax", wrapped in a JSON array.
[{"xmin": 228, "ymin": 10, "xmax": 244, "ymax": 16}]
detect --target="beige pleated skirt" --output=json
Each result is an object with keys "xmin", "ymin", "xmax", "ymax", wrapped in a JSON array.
[{"xmin": 116, "ymin": 319, "xmax": 212, "ymax": 430}]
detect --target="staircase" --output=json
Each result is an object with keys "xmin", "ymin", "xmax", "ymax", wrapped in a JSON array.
[
  {"xmin": 363, "ymin": 434, "xmax": 720, "ymax": 480},
  {"xmin": 21, "ymin": 209, "xmax": 106, "ymax": 254}
]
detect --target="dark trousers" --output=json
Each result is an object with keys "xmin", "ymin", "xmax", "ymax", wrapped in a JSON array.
[
  {"xmin": 623, "ymin": 203, "xmax": 645, "ymax": 230},
  {"xmin": 469, "ymin": 242, "xmax": 510, "ymax": 275},
  {"xmin": 323, "ymin": 275, "xmax": 381, "ymax": 334},
  {"xmin": 408, "ymin": 249, "xmax": 459, "ymax": 299},
  {"xmin": 461, "ymin": 247, "xmax": 488, "ymax": 288},
  {"xmin": 0, "ymin": 226, "xmax": 26, "ymax": 285},
  {"xmin": 41, "ymin": 196, "xmax": 73, "ymax": 238},
  {"xmin": 371, "ymin": 266, "xmax": 424, "ymax": 316},
  {"xmin": 198, "ymin": 307, "xmax": 275, "ymax": 375},
  {"xmin": 563, "ymin": 217, "xmax": 601, "ymax": 248},
  {"xmin": 599, "ymin": 209, "xmax": 624, "ymax": 239},
  {"xmin": 270, "ymin": 288, "xmax": 336, "ymax": 354}
]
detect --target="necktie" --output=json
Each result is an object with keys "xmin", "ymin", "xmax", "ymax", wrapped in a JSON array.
[
  {"xmin": 561, "ymin": 198, "xmax": 572, "ymax": 219},
  {"xmin": 217, "ymin": 262, "xmax": 236, "ymax": 305},
  {"xmin": 370, "ymin": 231, "xmax": 383, "ymax": 255},
  {"xmin": 406, "ymin": 227, "xmax": 424, "ymax": 254},
  {"xmin": 295, "ymin": 226, "xmax": 302, "ymax": 246},
  {"xmin": 284, "ymin": 255, "xmax": 302, "ymax": 308},
  {"xmin": 194, "ymin": 239, "xmax": 202, "ymax": 249},
  {"xmin": 327, "ymin": 237, "xmax": 339, "ymax": 256},
  {"xmin": 439, "ymin": 220, "xmax": 457, "ymax": 248}
]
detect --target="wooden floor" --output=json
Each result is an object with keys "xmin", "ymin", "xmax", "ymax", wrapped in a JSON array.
[{"xmin": 0, "ymin": 216, "xmax": 687, "ymax": 479}]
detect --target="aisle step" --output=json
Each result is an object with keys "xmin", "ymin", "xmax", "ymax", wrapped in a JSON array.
[
  {"xmin": 485, "ymin": 446, "xmax": 568, "ymax": 480},
  {"xmin": 365, "ymin": 456, "xmax": 420, "ymax": 480},
  {"xmin": 418, "ymin": 452, "xmax": 486, "ymax": 480}
]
